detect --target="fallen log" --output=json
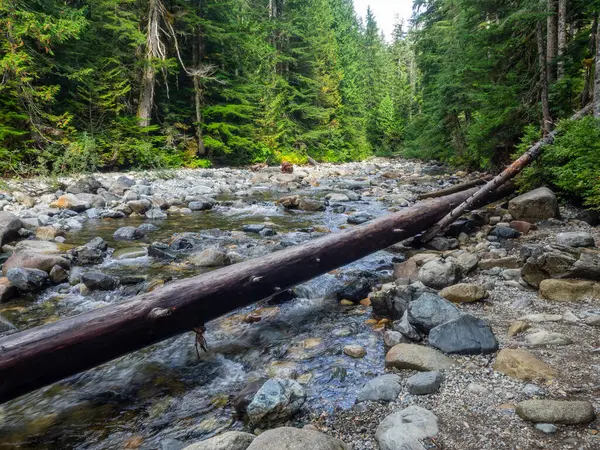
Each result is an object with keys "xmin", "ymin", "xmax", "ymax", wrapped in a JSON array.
[
  {"xmin": 417, "ymin": 177, "xmax": 492, "ymax": 200},
  {"xmin": 422, "ymin": 104, "xmax": 593, "ymax": 242},
  {"xmin": 0, "ymin": 184, "xmax": 513, "ymax": 404}
]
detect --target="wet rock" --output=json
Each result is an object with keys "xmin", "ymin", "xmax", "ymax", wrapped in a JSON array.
[
  {"xmin": 493, "ymin": 349, "xmax": 558, "ymax": 381},
  {"xmin": 35, "ymin": 226, "xmax": 65, "ymax": 241},
  {"xmin": 112, "ymin": 247, "xmax": 147, "ymax": 260},
  {"xmin": 327, "ymin": 193, "xmax": 350, "ymax": 202},
  {"xmin": 66, "ymin": 176, "xmax": 103, "ymax": 194},
  {"xmin": 407, "ymin": 293, "xmax": 462, "ymax": 332},
  {"xmin": 375, "ymin": 406, "xmax": 439, "ymax": 450},
  {"xmin": 298, "ymin": 198, "xmax": 326, "ymax": 212},
  {"xmin": 259, "ymin": 228, "xmax": 277, "ymax": 237},
  {"xmin": 429, "ymin": 315, "xmax": 498, "ymax": 355},
  {"xmin": 188, "ymin": 198, "xmax": 215, "ymax": 211},
  {"xmin": 190, "ymin": 248, "xmax": 231, "ymax": 267},
  {"xmin": 516, "ymin": 400, "xmax": 595, "ymax": 424},
  {"xmin": 343, "ymin": 344, "xmax": 366, "ymax": 358},
  {"xmin": 233, "ymin": 379, "xmax": 267, "ymax": 418},
  {"xmin": 369, "ymin": 284, "xmax": 413, "ymax": 320},
  {"xmin": 7, "ymin": 267, "xmax": 49, "ymax": 292},
  {"xmin": 337, "ymin": 276, "xmax": 377, "ymax": 303},
  {"xmin": 182, "ymin": 431, "xmax": 255, "ymax": 450},
  {"xmin": 556, "ymin": 232, "xmax": 595, "ymax": 248},
  {"xmin": 49, "ymin": 265, "xmax": 68, "ymax": 284},
  {"xmin": 357, "ymin": 374, "xmax": 402, "ymax": 403},
  {"xmin": 246, "ymin": 427, "xmax": 349, "ymax": 450},
  {"xmin": 392, "ymin": 311, "xmax": 421, "ymax": 341},
  {"xmin": 138, "ymin": 223, "xmax": 160, "ymax": 233},
  {"xmin": 242, "ymin": 224, "xmax": 265, "ymax": 234},
  {"xmin": 417, "ymin": 259, "xmax": 460, "ymax": 289},
  {"xmin": 3, "ymin": 250, "xmax": 70, "ymax": 275},
  {"xmin": 50, "ymin": 194, "xmax": 90, "ymax": 212},
  {"xmin": 489, "ymin": 226, "xmax": 521, "ymax": 239},
  {"xmin": 68, "ymin": 237, "xmax": 107, "ymax": 266},
  {"xmin": 148, "ymin": 242, "xmax": 177, "ymax": 260},
  {"xmin": 538, "ymin": 278, "xmax": 599, "ymax": 301},
  {"xmin": 508, "ymin": 187, "xmax": 559, "ymax": 223},
  {"xmin": 0, "ymin": 314, "xmax": 16, "ymax": 334},
  {"xmin": 0, "ymin": 212, "xmax": 22, "ymax": 245},
  {"xmin": 385, "ymin": 344, "xmax": 455, "ymax": 371},
  {"xmin": 246, "ymin": 378, "xmax": 306, "ymax": 426},
  {"xmin": 347, "ymin": 212, "xmax": 373, "ymax": 225},
  {"xmin": 439, "ymin": 283, "xmax": 487, "ymax": 303},
  {"xmin": 146, "ymin": 208, "xmax": 167, "ymax": 220},
  {"xmin": 0, "ymin": 277, "xmax": 18, "ymax": 302},
  {"xmin": 114, "ymin": 226, "xmax": 144, "ymax": 241},
  {"xmin": 81, "ymin": 271, "xmax": 120, "ymax": 291},
  {"xmin": 525, "ymin": 330, "xmax": 572, "ymax": 346},
  {"xmin": 406, "ymin": 371, "xmax": 443, "ymax": 395}
]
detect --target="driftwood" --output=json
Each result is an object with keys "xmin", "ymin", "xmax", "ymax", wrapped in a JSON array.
[
  {"xmin": 0, "ymin": 185, "xmax": 513, "ymax": 404},
  {"xmin": 417, "ymin": 177, "xmax": 492, "ymax": 200},
  {"xmin": 422, "ymin": 104, "xmax": 594, "ymax": 242}
]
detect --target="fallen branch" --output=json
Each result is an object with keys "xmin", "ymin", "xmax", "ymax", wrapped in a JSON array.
[
  {"xmin": 417, "ymin": 177, "xmax": 492, "ymax": 200},
  {"xmin": 422, "ymin": 104, "xmax": 593, "ymax": 242},
  {"xmin": 0, "ymin": 185, "xmax": 513, "ymax": 404}
]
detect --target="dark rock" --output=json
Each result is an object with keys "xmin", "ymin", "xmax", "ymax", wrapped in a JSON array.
[
  {"xmin": 7, "ymin": 267, "xmax": 49, "ymax": 292},
  {"xmin": 243, "ymin": 224, "xmax": 266, "ymax": 234},
  {"xmin": 407, "ymin": 292, "xmax": 462, "ymax": 332},
  {"xmin": 0, "ymin": 212, "xmax": 22, "ymax": 246},
  {"xmin": 66, "ymin": 176, "xmax": 103, "ymax": 194},
  {"xmin": 426, "ymin": 236, "xmax": 459, "ymax": 251},
  {"xmin": 81, "ymin": 271, "xmax": 120, "ymax": 291},
  {"xmin": 233, "ymin": 379, "xmax": 268, "ymax": 418},
  {"xmin": 490, "ymin": 226, "xmax": 521, "ymax": 239},
  {"xmin": 336, "ymin": 276, "xmax": 377, "ymax": 303},
  {"xmin": 49, "ymin": 265, "xmax": 69, "ymax": 284},
  {"xmin": 347, "ymin": 213, "xmax": 373, "ymax": 225},
  {"xmin": 149, "ymin": 242, "xmax": 177, "ymax": 260},
  {"xmin": 331, "ymin": 205, "xmax": 346, "ymax": 214},
  {"xmin": 445, "ymin": 219, "xmax": 477, "ymax": 237},
  {"xmin": 429, "ymin": 315, "xmax": 498, "ymax": 354},
  {"xmin": 259, "ymin": 228, "xmax": 277, "ymax": 237},
  {"xmin": 138, "ymin": 223, "xmax": 160, "ymax": 233},
  {"xmin": 0, "ymin": 314, "xmax": 16, "ymax": 335},
  {"xmin": 0, "ymin": 277, "xmax": 18, "ymax": 302},
  {"xmin": 188, "ymin": 198, "xmax": 215, "ymax": 211},
  {"xmin": 246, "ymin": 378, "xmax": 306, "ymax": 426},
  {"xmin": 113, "ymin": 226, "xmax": 144, "ymax": 241}
]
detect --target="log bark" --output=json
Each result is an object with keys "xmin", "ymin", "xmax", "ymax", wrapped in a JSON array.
[
  {"xmin": 595, "ymin": 12, "xmax": 600, "ymax": 117},
  {"xmin": 0, "ymin": 186, "xmax": 513, "ymax": 404},
  {"xmin": 537, "ymin": 20, "xmax": 553, "ymax": 135},
  {"xmin": 417, "ymin": 177, "xmax": 491, "ymax": 200},
  {"xmin": 557, "ymin": 0, "xmax": 566, "ymax": 79},
  {"xmin": 547, "ymin": 0, "xmax": 558, "ymax": 83},
  {"xmin": 422, "ymin": 104, "xmax": 593, "ymax": 243}
]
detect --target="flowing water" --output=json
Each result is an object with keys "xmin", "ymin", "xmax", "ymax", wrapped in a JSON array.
[{"xmin": 0, "ymin": 183, "xmax": 406, "ymax": 449}]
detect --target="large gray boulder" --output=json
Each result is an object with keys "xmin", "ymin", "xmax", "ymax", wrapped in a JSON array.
[
  {"xmin": 66, "ymin": 176, "xmax": 103, "ymax": 194},
  {"xmin": 0, "ymin": 212, "xmax": 22, "ymax": 246},
  {"xmin": 81, "ymin": 272, "xmax": 119, "ymax": 291},
  {"xmin": 375, "ymin": 406, "xmax": 439, "ymax": 450},
  {"xmin": 113, "ymin": 226, "xmax": 144, "ymax": 241},
  {"xmin": 2, "ymin": 250, "xmax": 70, "ymax": 275},
  {"xmin": 428, "ymin": 315, "xmax": 498, "ymax": 355},
  {"xmin": 508, "ymin": 187, "xmax": 559, "ymax": 223},
  {"xmin": 417, "ymin": 259, "xmax": 460, "ymax": 289},
  {"xmin": 356, "ymin": 374, "xmax": 402, "ymax": 403},
  {"xmin": 246, "ymin": 378, "xmax": 306, "ymax": 426},
  {"xmin": 182, "ymin": 432, "xmax": 255, "ymax": 450},
  {"xmin": 7, "ymin": 267, "xmax": 49, "ymax": 292},
  {"xmin": 246, "ymin": 427, "xmax": 349, "ymax": 450},
  {"xmin": 556, "ymin": 232, "xmax": 595, "ymax": 248},
  {"xmin": 407, "ymin": 293, "xmax": 462, "ymax": 332}
]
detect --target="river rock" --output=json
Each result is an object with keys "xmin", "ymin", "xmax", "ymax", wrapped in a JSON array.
[
  {"xmin": 384, "ymin": 330, "xmax": 409, "ymax": 349},
  {"xmin": 393, "ymin": 259, "xmax": 419, "ymax": 283},
  {"xmin": 369, "ymin": 284, "xmax": 413, "ymax": 320},
  {"xmin": 493, "ymin": 349, "xmax": 558, "ymax": 381},
  {"xmin": 13, "ymin": 191, "xmax": 36, "ymax": 207},
  {"xmin": 146, "ymin": 208, "xmax": 167, "ymax": 220},
  {"xmin": 407, "ymin": 293, "xmax": 462, "ymax": 332},
  {"xmin": 337, "ymin": 276, "xmax": 377, "ymax": 303},
  {"xmin": 406, "ymin": 371, "xmax": 443, "ymax": 395},
  {"xmin": 426, "ymin": 236, "xmax": 458, "ymax": 252},
  {"xmin": 392, "ymin": 311, "xmax": 421, "ymax": 341},
  {"xmin": 417, "ymin": 259, "xmax": 460, "ymax": 289},
  {"xmin": 516, "ymin": 400, "xmax": 596, "ymax": 424},
  {"xmin": 343, "ymin": 344, "xmax": 366, "ymax": 358},
  {"xmin": 557, "ymin": 231, "xmax": 595, "ymax": 248},
  {"xmin": 507, "ymin": 320, "xmax": 531, "ymax": 337},
  {"xmin": 148, "ymin": 242, "xmax": 177, "ymax": 260},
  {"xmin": 66, "ymin": 176, "xmax": 103, "ymax": 194},
  {"xmin": 0, "ymin": 277, "xmax": 18, "ymax": 302},
  {"xmin": 127, "ymin": 199, "xmax": 152, "ymax": 214},
  {"xmin": 51, "ymin": 194, "xmax": 90, "ymax": 212},
  {"xmin": 35, "ymin": 226, "xmax": 65, "ymax": 241},
  {"xmin": 385, "ymin": 344, "xmax": 455, "ymax": 371},
  {"xmin": 429, "ymin": 315, "xmax": 498, "ymax": 354},
  {"xmin": 456, "ymin": 252, "xmax": 480, "ymax": 274},
  {"xmin": 190, "ymin": 248, "xmax": 231, "ymax": 267},
  {"xmin": 3, "ymin": 250, "xmax": 70, "ymax": 275},
  {"xmin": 246, "ymin": 378, "xmax": 306, "ymax": 426},
  {"xmin": 0, "ymin": 212, "xmax": 22, "ymax": 245},
  {"xmin": 538, "ymin": 278, "xmax": 599, "ymax": 301},
  {"xmin": 242, "ymin": 224, "xmax": 265, "ymax": 234},
  {"xmin": 298, "ymin": 197, "xmax": 325, "ymax": 212},
  {"xmin": 508, "ymin": 187, "xmax": 559, "ymax": 223},
  {"xmin": 0, "ymin": 314, "xmax": 16, "ymax": 334},
  {"xmin": 114, "ymin": 226, "xmax": 144, "ymax": 241},
  {"xmin": 81, "ymin": 271, "xmax": 120, "ymax": 291},
  {"xmin": 246, "ymin": 427, "xmax": 349, "ymax": 450},
  {"xmin": 525, "ymin": 330, "xmax": 572, "ymax": 346},
  {"xmin": 188, "ymin": 198, "xmax": 215, "ymax": 211},
  {"xmin": 439, "ymin": 283, "xmax": 487, "ymax": 303},
  {"xmin": 49, "ymin": 265, "xmax": 69, "ymax": 284},
  {"xmin": 478, "ymin": 256, "xmax": 520, "ymax": 270},
  {"xmin": 327, "ymin": 193, "xmax": 350, "ymax": 202},
  {"xmin": 489, "ymin": 226, "xmax": 521, "ymax": 239},
  {"xmin": 182, "ymin": 431, "xmax": 255, "ymax": 450},
  {"xmin": 357, "ymin": 374, "xmax": 402, "ymax": 403},
  {"xmin": 347, "ymin": 212, "xmax": 373, "ymax": 225},
  {"xmin": 68, "ymin": 237, "xmax": 107, "ymax": 265},
  {"xmin": 375, "ymin": 406, "xmax": 439, "ymax": 450},
  {"xmin": 75, "ymin": 193, "xmax": 106, "ymax": 208},
  {"xmin": 7, "ymin": 267, "xmax": 49, "ymax": 292}
]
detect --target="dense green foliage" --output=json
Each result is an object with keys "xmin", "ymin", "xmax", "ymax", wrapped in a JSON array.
[{"xmin": 0, "ymin": 0, "xmax": 418, "ymax": 174}]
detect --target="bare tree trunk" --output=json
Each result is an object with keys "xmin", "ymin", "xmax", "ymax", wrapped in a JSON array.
[
  {"xmin": 557, "ymin": 0, "xmax": 567, "ymax": 78},
  {"xmin": 582, "ymin": 19, "xmax": 597, "ymax": 108},
  {"xmin": 193, "ymin": 0, "xmax": 206, "ymax": 155},
  {"xmin": 547, "ymin": 0, "xmax": 558, "ymax": 83},
  {"xmin": 137, "ymin": 0, "xmax": 167, "ymax": 127},
  {"xmin": 537, "ymin": 20, "xmax": 553, "ymax": 135},
  {"xmin": 595, "ymin": 12, "xmax": 600, "ymax": 117}
]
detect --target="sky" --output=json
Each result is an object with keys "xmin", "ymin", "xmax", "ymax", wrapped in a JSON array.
[{"xmin": 353, "ymin": 0, "xmax": 414, "ymax": 40}]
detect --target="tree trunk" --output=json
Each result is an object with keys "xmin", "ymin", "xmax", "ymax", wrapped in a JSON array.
[
  {"xmin": 582, "ymin": 19, "xmax": 597, "ymax": 108},
  {"xmin": 417, "ymin": 177, "xmax": 492, "ymax": 200},
  {"xmin": 557, "ymin": 0, "xmax": 567, "ymax": 79},
  {"xmin": 537, "ymin": 20, "xmax": 553, "ymax": 135},
  {"xmin": 137, "ymin": 0, "xmax": 166, "ymax": 127},
  {"xmin": 422, "ymin": 104, "xmax": 593, "ymax": 242},
  {"xmin": 193, "ymin": 0, "xmax": 206, "ymax": 155},
  {"xmin": 0, "ymin": 186, "xmax": 514, "ymax": 404},
  {"xmin": 594, "ymin": 12, "xmax": 600, "ymax": 117},
  {"xmin": 546, "ymin": 0, "xmax": 558, "ymax": 83}
]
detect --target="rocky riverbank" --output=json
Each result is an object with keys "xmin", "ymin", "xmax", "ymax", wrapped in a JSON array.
[{"xmin": 0, "ymin": 159, "xmax": 598, "ymax": 449}]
